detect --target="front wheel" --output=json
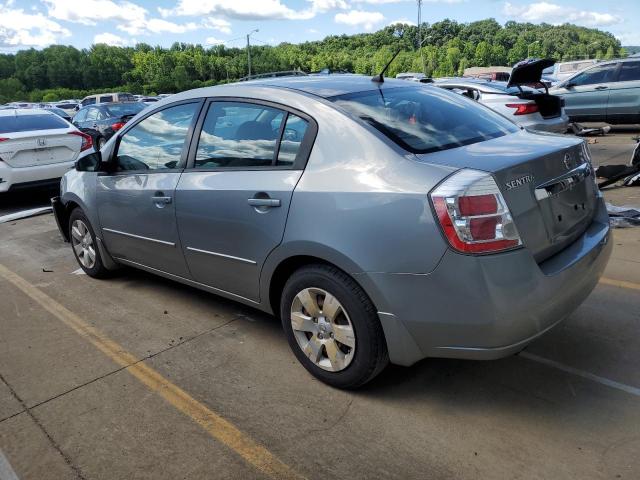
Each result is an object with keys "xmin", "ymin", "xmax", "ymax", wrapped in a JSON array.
[
  {"xmin": 68, "ymin": 208, "xmax": 109, "ymax": 278},
  {"xmin": 280, "ymin": 265, "xmax": 388, "ymax": 389}
]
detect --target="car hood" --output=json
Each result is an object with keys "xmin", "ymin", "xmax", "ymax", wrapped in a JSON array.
[{"xmin": 507, "ymin": 59, "xmax": 555, "ymax": 87}]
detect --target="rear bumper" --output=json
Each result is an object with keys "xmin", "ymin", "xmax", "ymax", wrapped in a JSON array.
[
  {"xmin": 359, "ymin": 198, "xmax": 612, "ymax": 366},
  {"xmin": 0, "ymin": 160, "xmax": 75, "ymax": 193},
  {"xmin": 521, "ymin": 112, "xmax": 569, "ymax": 133}
]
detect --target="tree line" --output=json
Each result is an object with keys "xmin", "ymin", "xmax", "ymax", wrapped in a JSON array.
[{"xmin": 0, "ymin": 19, "xmax": 625, "ymax": 103}]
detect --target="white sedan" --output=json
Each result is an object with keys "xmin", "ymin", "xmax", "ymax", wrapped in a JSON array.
[{"xmin": 0, "ymin": 109, "xmax": 92, "ymax": 192}]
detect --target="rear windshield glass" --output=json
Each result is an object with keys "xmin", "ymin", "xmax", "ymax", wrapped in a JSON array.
[
  {"xmin": 0, "ymin": 113, "xmax": 68, "ymax": 133},
  {"xmin": 330, "ymin": 86, "xmax": 518, "ymax": 154},
  {"xmin": 104, "ymin": 103, "xmax": 146, "ymax": 117}
]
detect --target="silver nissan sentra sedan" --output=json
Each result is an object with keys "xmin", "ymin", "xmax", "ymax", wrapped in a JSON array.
[{"xmin": 52, "ymin": 75, "xmax": 612, "ymax": 388}]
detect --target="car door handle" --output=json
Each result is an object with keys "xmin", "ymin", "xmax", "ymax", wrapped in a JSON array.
[
  {"xmin": 247, "ymin": 198, "xmax": 280, "ymax": 207},
  {"xmin": 594, "ymin": 86, "xmax": 608, "ymax": 90},
  {"xmin": 151, "ymin": 195, "xmax": 172, "ymax": 205}
]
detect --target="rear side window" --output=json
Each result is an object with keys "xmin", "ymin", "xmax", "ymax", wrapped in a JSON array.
[
  {"xmin": 194, "ymin": 102, "xmax": 285, "ymax": 168},
  {"xmin": 115, "ymin": 103, "xmax": 199, "ymax": 171},
  {"xmin": 618, "ymin": 62, "xmax": 640, "ymax": 82},
  {"xmin": 99, "ymin": 95, "xmax": 113, "ymax": 103},
  {"xmin": 119, "ymin": 94, "xmax": 134, "ymax": 102},
  {"xmin": 0, "ymin": 113, "xmax": 69, "ymax": 133},
  {"xmin": 81, "ymin": 98, "xmax": 94, "ymax": 106},
  {"xmin": 277, "ymin": 114, "xmax": 309, "ymax": 166},
  {"xmin": 330, "ymin": 86, "xmax": 518, "ymax": 154}
]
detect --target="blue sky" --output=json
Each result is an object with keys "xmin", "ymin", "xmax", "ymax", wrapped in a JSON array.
[{"xmin": 0, "ymin": 0, "xmax": 638, "ymax": 53}]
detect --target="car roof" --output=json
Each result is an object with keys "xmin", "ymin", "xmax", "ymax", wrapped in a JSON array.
[
  {"xmin": 0, "ymin": 108, "xmax": 56, "ymax": 117},
  {"xmin": 185, "ymin": 74, "xmax": 426, "ymax": 99}
]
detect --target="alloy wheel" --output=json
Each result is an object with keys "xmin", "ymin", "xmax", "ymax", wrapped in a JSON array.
[
  {"xmin": 290, "ymin": 287, "xmax": 356, "ymax": 372},
  {"xmin": 71, "ymin": 219, "xmax": 96, "ymax": 269}
]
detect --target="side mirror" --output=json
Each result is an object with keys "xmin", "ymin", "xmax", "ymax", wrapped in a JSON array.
[
  {"xmin": 564, "ymin": 82, "xmax": 576, "ymax": 89},
  {"xmin": 75, "ymin": 151, "xmax": 102, "ymax": 172}
]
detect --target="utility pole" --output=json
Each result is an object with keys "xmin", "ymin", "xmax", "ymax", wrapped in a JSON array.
[
  {"xmin": 417, "ymin": 0, "xmax": 425, "ymax": 74},
  {"xmin": 246, "ymin": 28, "xmax": 259, "ymax": 77}
]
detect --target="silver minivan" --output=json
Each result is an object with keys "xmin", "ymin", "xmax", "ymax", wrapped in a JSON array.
[
  {"xmin": 551, "ymin": 58, "xmax": 640, "ymax": 124},
  {"xmin": 52, "ymin": 76, "xmax": 611, "ymax": 388}
]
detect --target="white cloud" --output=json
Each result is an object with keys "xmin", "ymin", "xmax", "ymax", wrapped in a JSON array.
[
  {"xmin": 389, "ymin": 18, "xmax": 416, "ymax": 26},
  {"xmin": 335, "ymin": 10, "xmax": 384, "ymax": 30},
  {"xmin": 202, "ymin": 18, "xmax": 232, "ymax": 35},
  {"xmin": 309, "ymin": 0, "xmax": 348, "ymax": 12},
  {"xmin": 0, "ymin": 4, "xmax": 71, "ymax": 48},
  {"xmin": 159, "ymin": 0, "xmax": 315, "ymax": 20},
  {"xmin": 93, "ymin": 32, "xmax": 129, "ymax": 46},
  {"xmin": 503, "ymin": 2, "xmax": 621, "ymax": 27},
  {"xmin": 353, "ymin": 0, "xmax": 463, "ymax": 3},
  {"xmin": 205, "ymin": 36, "xmax": 225, "ymax": 46},
  {"xmin": 43, "ymin": 0, "xmax": 147, "ymax": 27}
]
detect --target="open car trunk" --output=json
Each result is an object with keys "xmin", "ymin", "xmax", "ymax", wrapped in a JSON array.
[
  {"xmin": 508, "ymin": 58, "xmax": 563, "ymax": 119},
  {"xmin": 518, "ymin": 91, "xmax": 563, "ymax": 119}
]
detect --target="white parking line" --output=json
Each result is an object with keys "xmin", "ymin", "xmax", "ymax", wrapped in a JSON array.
[
  {"xmin": 520, "ymin": 351, "xmax": 640, "ymax": 397},
  {"xmin": 0, "ymin": 449, "xmax": 20, "ymax": 480}
]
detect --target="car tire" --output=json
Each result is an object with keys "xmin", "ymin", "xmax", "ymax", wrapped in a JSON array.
[
  {"xmin": 68, "ymin": 208, "xmax": 109, "ymax": 278},
  {"xmin": 280, "ymin": 264, "xmax": 388, "ymax": 389}
]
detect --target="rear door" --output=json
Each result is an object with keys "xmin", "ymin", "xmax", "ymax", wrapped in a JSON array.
[
  {"xmin": 556, "ymin": 63, "xmax": 618, "ymax": 121},
  {"xmin": 96, "ymin": 100, "xmax": 202, "ymax": 276},
  {"xmin": 175, "ymin": 99, "xmax": 316, "ymax": 301},
  {"xmin": 606, "ymin": 61, "xmax": 640, "ymax": 124}
]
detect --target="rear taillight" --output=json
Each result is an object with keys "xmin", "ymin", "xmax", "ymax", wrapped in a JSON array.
[
  {"xmin": 68, "ymin": 131, "xmax": 93, "ymax": 152},
  {"xmin": 505, "ymin": 103, "xmax": 539, "ymax": 115},
  {"xmin": 0, "ymin": 138, "xmax": 8, "ymax": 142},
  {"xmin": 430, "ymin": 169, "xmax": 522, "ymax": 254},
  {"xmin": 111, "ymin": 122, "xmax": 126, "ymax": 131}
]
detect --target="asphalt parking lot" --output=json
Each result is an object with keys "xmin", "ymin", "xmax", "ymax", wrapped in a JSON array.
[{"xmin": 1, "ymin": 129, "xmax": 639, "ymax": 479}]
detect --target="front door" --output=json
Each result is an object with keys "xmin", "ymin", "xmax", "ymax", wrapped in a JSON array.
[
  {"xmin": 606, "ymin": 61, "xmax": 640, "ymax": 124},
  {"xmin": 96, "ymin": 101, "xmax": 202, "ymax": 276},
  {"xmin": 557, "ymin": 63, "xmax": 618, "ymax": 121},
  {"xmin": 175, "ymin": 100, "xmax": 315, "ymax": 301}
]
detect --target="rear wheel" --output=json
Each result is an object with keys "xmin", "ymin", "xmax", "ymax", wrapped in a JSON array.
[
  {"xmin": 68, "ymin": 208, "xmax": 109, "ymax": 278},
  {"xmin": 280, "ymin": 264, "xmax": 388, "ymax": 389}
]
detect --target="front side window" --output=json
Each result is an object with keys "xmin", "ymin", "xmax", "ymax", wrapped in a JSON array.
[
  {"xmin": 194, "ymin": 102, "xmax": 285, "ymax": 168},
  {"xmin": 81, "ymin": 98, "xmax": 94, "ymax": 106},
  {"xmin": 115, "ymin": 103, "xmax": 199, "ymax": 171},
  {"xmin": 330, "ymin": 86, "xmax": 518, "ymax": 154},
  {"xmin": 74, "ymin": 109, "xmax": 87, "ymax": 123},
  {"xmin": 571, "ymin": 64, "xmax": 617, "ymax": 86},
  {"xmin": 618, "ymin": 62, "xmax": 640, "ymax": 82}
]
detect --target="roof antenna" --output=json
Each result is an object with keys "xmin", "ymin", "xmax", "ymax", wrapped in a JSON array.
[{"xmin": 372, "ymin": 48, "xmax": 402, "ymax": 83}]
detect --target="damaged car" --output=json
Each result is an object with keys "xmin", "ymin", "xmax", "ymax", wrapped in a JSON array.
[{"xmin": 436, "ymin": 59, "xmax": 569, "ymax": 133}]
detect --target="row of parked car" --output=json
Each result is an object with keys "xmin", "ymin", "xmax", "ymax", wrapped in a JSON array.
[{"xmin": 0, "ymin": 93, "xmax": 174, "ymax": 192}]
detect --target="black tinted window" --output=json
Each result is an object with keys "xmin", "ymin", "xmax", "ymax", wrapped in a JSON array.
[
  {"xmin": 116, "ymin": 103, "xmax": 198, "ymax": 171},
  {"xmin": 571, "ymin": 64, "xmax": 617, "ymax": 86},
  {"xmin": 618, "ymin": 62, "xmax": 640, "ymax": 82},
  {"xmin": 277, "ymin": 114, "xmax": 309, "ymax": 166},
  {"xmin": 99, "ymin": 95, "xmax": 113, "ymax": 103},
  {"xmin": 104, "ymin": 103, "xmax": 146, "ymax": 117},
  {"xmin": 194, "ymin": 102, "xmax": 284, "ymax": 168},
  {"xmin": 0, "ymin": 113, "xmax": 69, "ymax": 133},
  {"xmin": 331, "ymin": 87, "xmax": 517, "ymax": 154}
]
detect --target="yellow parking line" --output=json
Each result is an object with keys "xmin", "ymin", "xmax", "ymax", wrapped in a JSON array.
[
  {"xmin": 600, "ymin": 277, "xmax": 640, "ymax": 291},
  {"xmin": 0, "ymin": 263, "xmax": 304, "ymax": 480}
]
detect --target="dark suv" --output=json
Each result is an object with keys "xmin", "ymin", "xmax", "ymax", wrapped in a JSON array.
[{"xmin": 72, "ymin": 102, "xmax": 147, "ymax": 149}]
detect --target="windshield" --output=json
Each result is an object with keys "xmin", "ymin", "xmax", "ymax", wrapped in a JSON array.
[
  {"xmin": 0, "ymin": 113, "xmax": 69, "ymax": 133},
  {"xmin": 330, "ymin": 86, "xmax": 518, "ymax": 154},
  {"xmin": 104, "ymin": 103, "xmax": 146, "ymax": 117}
]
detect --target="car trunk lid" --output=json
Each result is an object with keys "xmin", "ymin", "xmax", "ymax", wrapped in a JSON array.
[
  {"xmin": 0, "ymin": 129, "xmax": 81, "ymax": 168},
  {"xmin": 416, "ymin": 130, "xmax": 598, "ymax": 262}
]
